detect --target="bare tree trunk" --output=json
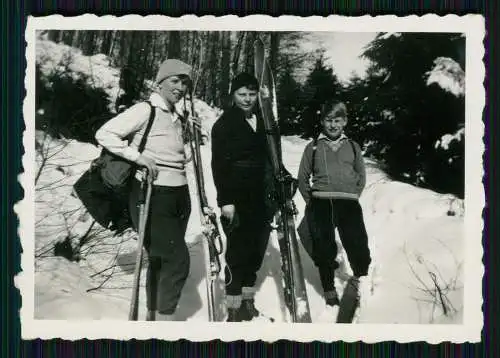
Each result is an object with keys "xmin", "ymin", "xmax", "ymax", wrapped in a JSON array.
[
  {"xmin": 243, "ymin": 32, "xmax": 256, "ymax": 75},
  {"xmin": 207, "ymin": 32, "xmax": 220, "ymax": 106},
  {"xmin": 62, "ymin": 31, "xmax": 76, "ymax": 46},
  {"xmin": 147, "ymin": 32, "xmax": 159, "ymax": 79},
  {"xmin": 219, "ymin": 31, "xmax": 231, "ymax": 107},
  {"xmin": 230, "ymin": 32, "xmax": 245, "ymax": 91},
  {"xmin": 82, "ymin": 31, "xmax": 97, "ymax": 56},
  {"xmin": 181, "ymin": 31, "xmax": 193, "ymax": 65},
  {"xmin": 117, "ymin": 32, "xmax": 142, "ymax": 107},
  {"xmin": 197, "ymin": 32, "xmax": 210, "ymax": 101},
  {"xmin": 190, "ymin": 32, "xmax": 205, "ymax": 96},
  {"xmin": 100, "ymin": 30, "xmax": 113, "ymax": 56},
  {"xmin": 188, "ymin": 31, "xmax": 197, "ymax": 66},
  {"xmin": 118, "ymin": 32, "xmax": 130, "ymax": 67},
  {"xmin": 141, "ymin": 32, "xmax": 153, "ymax": 84},
  {"xmin": 72, "ymin": 31, "xmax": 81, "ymax": 48},
  {"xmin": 48, "ymin": 30, "xmax": 60, "ymax": 42},
  {"xmin": 270, "ymin": 32, "xmax": 280, "ymax": 78},
  {"xmin": 167, "ymin": 31, "xmax": 181, "ymax": 59},
  {"xmin": 108, "ymin": 31, "xmax": 118, "ymax": 59}
]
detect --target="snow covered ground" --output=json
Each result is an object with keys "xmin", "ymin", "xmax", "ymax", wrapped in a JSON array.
[
  {"xmin": 32, "ymin": 36, "xmax": 465, "ymax": 325},
  {"xmin": 33, "ymin": 130, "xmax": 464, "ymax": 324}
]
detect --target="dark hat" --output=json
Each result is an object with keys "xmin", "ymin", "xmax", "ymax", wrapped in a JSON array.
[
  {"xmin": 156, "ymin": 59, "xmax": 192, "ymax": 84},
  {"xmin": 230, "ymin": 73, "xmax": 259, "ymax": 94}
]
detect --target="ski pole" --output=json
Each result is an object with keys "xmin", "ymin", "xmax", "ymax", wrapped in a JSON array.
[{"xmin": 128, "ymin": 169, "xmax": 153, "ymax": 321}]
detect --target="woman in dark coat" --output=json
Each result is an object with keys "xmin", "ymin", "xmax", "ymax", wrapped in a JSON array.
[{"xmin": 211, "ymin": 73, "xmax": 273, "ymax": 322}]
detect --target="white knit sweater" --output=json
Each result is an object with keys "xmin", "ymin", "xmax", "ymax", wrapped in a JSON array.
[{"xmin": 95, "ymin": 93, "xmax": 189, "ymax": 186}]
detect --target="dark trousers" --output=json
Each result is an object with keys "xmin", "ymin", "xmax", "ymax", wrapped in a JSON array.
[
  {"xmin": 308, "ymin": 198, "xmax": 371, "ymax": 292},
  {"xmin": 129, "ymin": 180, "xmax": 191, "ymax": 314},
  {"xmin": 222, "ymin": 201, "xmax": 271, "ymax": 296}
]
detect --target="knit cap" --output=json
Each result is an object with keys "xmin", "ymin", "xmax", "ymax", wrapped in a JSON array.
[
  {"xmin": 155, "ymin": 59, "xmax": 192, "ymax": 84},
  {"xmin": 230, "ymin": 73, "xmax": 259, "ymax": 94}
]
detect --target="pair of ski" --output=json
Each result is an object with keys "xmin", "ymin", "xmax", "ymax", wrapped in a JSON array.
[{"xmin": 253, "ymin": 37, "xmax": 360, "ymax": 324}]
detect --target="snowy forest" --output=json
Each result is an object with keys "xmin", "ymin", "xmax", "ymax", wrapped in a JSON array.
[
  {"xmin": 34, "ymin": 30, "xmax": 466, "ymax": 325},
  {"xmin": 38, "ymin": 30, "xmax": 465, "ymax": 197}
]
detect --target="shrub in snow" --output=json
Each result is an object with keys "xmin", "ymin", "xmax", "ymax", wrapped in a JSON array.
[
  {"xmin": 36, "ymin": 39, "xmax": 126, "ymax": 143},
  {"xmin": 36, "ymin": 39, "xmax": 122, "ymax": 106},
  {"xmin": 36, "ymin": 66, "xmax": 113, "ymax": 144}
]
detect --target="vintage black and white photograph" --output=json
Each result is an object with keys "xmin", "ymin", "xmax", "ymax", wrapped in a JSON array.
[{"xmin": 18, "ymin": 15, "xmax": 484, "ymax": 342}]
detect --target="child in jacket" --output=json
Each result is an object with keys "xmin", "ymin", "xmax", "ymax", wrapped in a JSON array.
[{"xmin": 297, "ymin": 101, "xmax": 371, "ymax": 310}]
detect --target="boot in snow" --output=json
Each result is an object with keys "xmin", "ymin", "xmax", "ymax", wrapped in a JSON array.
[
  {"xmin": 325, "ymin": 289, "xmax": 340, "ymax": 307},
  {"xmin": 315, "ymin": 290, "xmax": 340, "ymax": 323},
  {"xmin": 241, "ymin": 299, "xmax": 275, "ymax": 322},
  {"xmin": 226, "ymin": 307, "xmax": 249, "ymax": 322},
  {"xmin": 241, "ymin": 299, "xmax": 259, "ymax": 318}
]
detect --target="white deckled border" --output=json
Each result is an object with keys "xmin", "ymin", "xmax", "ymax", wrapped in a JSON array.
[{"xmin": 16, "ymin": 13, "xmax": 485, "ymax": 343}]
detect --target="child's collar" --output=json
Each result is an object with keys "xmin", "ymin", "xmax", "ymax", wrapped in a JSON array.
[{"xmin": 318, "ymin": 132, "xmax": 348, "ymax": 143}]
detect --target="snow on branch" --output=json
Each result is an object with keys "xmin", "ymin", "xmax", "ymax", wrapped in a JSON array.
[
  {"xmin": 434, "ymin": 127, "xmax": 465, "ymax": 151},
  {"xmin": 425, "ymin": 57, "xmax": 465, "ymax": 97},
  {"xmin": 378, "ymin": 32, "xmax": 402, "ymax": 40}
]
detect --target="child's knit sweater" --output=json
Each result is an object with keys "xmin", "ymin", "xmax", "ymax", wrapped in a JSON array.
[
  {"xmin": 95, "ymin": 92, "xmax": 188, "ymax": 187},
  {"xmin": 298, "ymin": 133, "xmax": 366, "ymax": 204}
]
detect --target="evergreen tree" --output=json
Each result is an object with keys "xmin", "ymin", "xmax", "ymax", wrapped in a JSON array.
[
  {"xmin": 276, "ymin": 58, "xmax": 303, "ymax": 135},
  {"xmin": 347, "ymin": 32, "xmax": 465, "ymax": 197},
  {"xmin": 301, "ymin": 54, "xmax": 341, "ymax": 138}
]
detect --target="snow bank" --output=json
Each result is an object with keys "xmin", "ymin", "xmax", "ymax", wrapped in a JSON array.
[
  {"xmin": 35, "ymin": 132, "xmax": 464, "ymax": 325},
  {"xmin": 37, "ymin": 37, "xmax": 221, "ymax": 133},
  {"xmin": 35, "ymin": 257, "xmax": 132, "ymax": 320},
  {"xmin": 36, "ymin": 39, "xmax": 122, "ymax": 109}
]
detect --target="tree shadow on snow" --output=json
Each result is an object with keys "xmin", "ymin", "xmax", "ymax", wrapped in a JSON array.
[
  {"xmin": 115, "ymin": 234, "xmax": 225, "ymax": 321},
  {"xmin": 254, "ymin": 232, "xmax": 343, "ymax": 320},
  {"xmin": 295, "ymin": 241, "xmax": 326, "ymax": 298},
  {"xmin": 253, "ymin": 235, "xmax": 325, "ymax": 320},
  {"xmin": 116, "ymin": 251, "xmax": 138, "ymax": 275},
  {"xmin": 254, "ymin": 240, "xmax": 288, "ymax": 320}
]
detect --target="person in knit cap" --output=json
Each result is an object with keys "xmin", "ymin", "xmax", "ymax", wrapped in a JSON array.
[
  {"xmin": 95, "ymin": 58, "xmax": 193, "ymax": 321},
  {"xmin": 297, "ymin": 101, "xmax": 372, "ymax": 320},
  {"xmin": 211, "ymin": 73, "xmax": 274, "ymax": 322}
]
